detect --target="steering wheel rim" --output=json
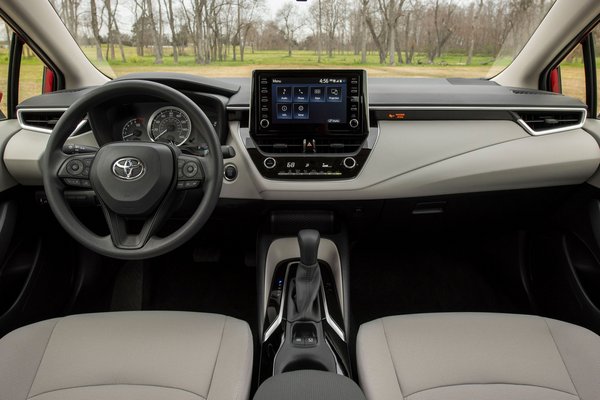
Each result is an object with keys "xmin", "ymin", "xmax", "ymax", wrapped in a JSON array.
[{"xmin": 42, "ymin": 80, "xmax": 223, "ymax": 260}]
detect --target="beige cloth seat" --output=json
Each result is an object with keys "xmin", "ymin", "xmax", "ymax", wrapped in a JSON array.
[
  {"xmin": 0, "ymin": 311, "xmax": 253, "ymax": 400},
  {"xmin": 357, "ymin": 313, "xmax": 600, "ymax": 400}
]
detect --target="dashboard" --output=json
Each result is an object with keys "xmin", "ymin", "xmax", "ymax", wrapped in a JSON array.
[{"xmin": 4, "ymin": 71, "xmax": 600, "ymax": 200}]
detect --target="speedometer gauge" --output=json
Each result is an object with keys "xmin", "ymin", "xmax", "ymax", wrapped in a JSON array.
[{"xmin": 147, "ymin": 106, "xmax": 192, "ymax": 147}]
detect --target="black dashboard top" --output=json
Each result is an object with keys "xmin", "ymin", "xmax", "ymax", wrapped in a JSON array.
[{"xmin": 17, "ymin": 74, "xmax": 585, "ymax": 110}]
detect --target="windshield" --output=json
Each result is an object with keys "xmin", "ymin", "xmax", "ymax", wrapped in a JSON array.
[{"xmin": 50, "ymin": 0, "xmax": 556, "ymax": 79}]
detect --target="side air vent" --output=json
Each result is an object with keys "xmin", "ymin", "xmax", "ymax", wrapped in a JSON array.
[
  {"xmin": 516, "ymin": 109, "xmax": 586, "ymax": 135},
  {"xmin": 255, "ymin": 137, "xmax": 365, "ymax": 154},
  {"xmin": 17, "ymin": 108, "xmax": 90, "ymax": 135}
]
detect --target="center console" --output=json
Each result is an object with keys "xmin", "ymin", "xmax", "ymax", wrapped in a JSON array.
[{"xmin": 247, "ymin": 69, "xmax": 371, "ymax": 180}]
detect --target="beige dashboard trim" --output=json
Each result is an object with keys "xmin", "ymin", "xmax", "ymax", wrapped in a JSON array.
[{"xmin": 221, "ymin": 119, "xmax": 600, "ymax": 200}]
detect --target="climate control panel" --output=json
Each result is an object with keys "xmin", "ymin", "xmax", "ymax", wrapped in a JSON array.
[{"xmin": 247, "ymin": 149, "xmax": 370, "ymax": 180}]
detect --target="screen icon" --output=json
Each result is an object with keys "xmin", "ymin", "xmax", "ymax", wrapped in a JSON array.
[
  {"xmin": 310, "ymin": 87, "xmax": 325, "ymax": 102},
  {"xmin": 293, "ymin": 103, "xmax": 309, "ymax": 119},
  {"xmin": 277, "ymin": 104, "xmax": 293, "ymax": 119},
  {"xmin": 327, "ymin": 86, "xmax": 342, "ymax": 102},
  {"xmin": 294, "ymin": 87, "xmax": 309, "ymax": 102},
  {"xmin": 276, "ymin": 87, "xmax": 292, "ymax": 102}
]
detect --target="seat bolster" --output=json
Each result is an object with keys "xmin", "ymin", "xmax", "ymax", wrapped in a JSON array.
[
  {"xmin": 357, "ymin": 319, "xmax": 404, "ymax": 400},
  {"xmin": 207, "ymin": 317, "xmax": 254, "ymax": 400},
  {"xmin": 546, "ymin": 318, "xmax": 600, "ymax": 400},
  {"xmin": 0, "ymin": 318, "xmax": 60, "ymax": 400}
]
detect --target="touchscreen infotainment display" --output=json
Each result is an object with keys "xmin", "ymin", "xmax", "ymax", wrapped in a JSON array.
[
  {"xmin": 271, "ymin": 77, "xmax": 347, "ymax": 124},
  {"xmin": 251, "ymin": 70, "xmax": 366, "ymax": 135}
]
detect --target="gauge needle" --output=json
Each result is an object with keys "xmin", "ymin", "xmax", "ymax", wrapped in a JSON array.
[{"xmin": 154, "ymin": 129, "xmax": 169, "ymax": 140}]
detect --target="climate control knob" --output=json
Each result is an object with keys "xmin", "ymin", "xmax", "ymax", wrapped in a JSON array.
[
  {"xmin": 260, "ymin": 119, "xmax": 270, "ymax": 128},
  {"xmin": 349, "ymin": 119, "xmax": 359, "ymax": 128},
  {"xmin": 343, "ymin": 157, "xmax": 357, "ymax": 170},
  {"xmin": 264, "ymin": 157, "xmax": 276, "ymax": 169}
]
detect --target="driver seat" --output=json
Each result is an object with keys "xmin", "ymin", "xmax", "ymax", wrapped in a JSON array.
[{"xmin": 0, "ymin": 311, "xmax": 253, "ymax": 400}]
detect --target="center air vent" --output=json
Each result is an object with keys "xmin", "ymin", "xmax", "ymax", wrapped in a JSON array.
[
  {"xmin": 17, "ymin": 108, "xmax": 90, "ymax": 135},
  {"xmin": 254, "ymin": 137, "xmax": 365, "ymax": 154},
  {"xmin": 516, "ymin": 109, "xmax": 586, "ymax": 135}
]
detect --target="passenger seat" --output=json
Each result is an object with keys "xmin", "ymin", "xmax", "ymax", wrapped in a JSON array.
[{"xmin": 357, "ymin": 313, "xmax": 600, "ymax": 400}]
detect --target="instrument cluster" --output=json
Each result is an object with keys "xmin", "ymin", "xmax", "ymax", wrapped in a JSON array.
[{"xmin": 111, "ymin": 102, "xmax": 221, "ymax": 153}]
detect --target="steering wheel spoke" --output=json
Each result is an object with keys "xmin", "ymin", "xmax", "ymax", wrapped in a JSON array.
[
  {"xmin": 99, "ymin": 205, "xmax": 153, "ymax": 250},
  {"xmin": 176, "ymin": 154, "xmax": 205, "ymax": 190},
  {"xmin": 57, "ymin": 153, "xmax": 96, "ymax": 189}
]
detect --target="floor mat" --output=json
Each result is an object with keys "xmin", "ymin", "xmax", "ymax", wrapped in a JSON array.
[
  {"xmin": 349, "ymin": 231, "xmax": 532, "ymax": 327},
  {"xmin": 143, "ymin": 244, "xmax": 257, "ymax": 326}
]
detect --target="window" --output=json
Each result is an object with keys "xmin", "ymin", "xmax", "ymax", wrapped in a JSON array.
[
  {"xmin": 558, "ymin": 46, "xmax": 586, "ymax": 104},
  {"xmin": 18, "ymin": 45, "xmax": 45, "ymax": 105},
  {"xmin": 0, "ymin": 17, "xmax": 55, "ymax": 120},
  {"xmin": 0, "ymin": 20, "xmax": 12, "ymax": 119},
  {"xmin": 548, "ymin": 23, "xmax": 600, "ymax": 118}
]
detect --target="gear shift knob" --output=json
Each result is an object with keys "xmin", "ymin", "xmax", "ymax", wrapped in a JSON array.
[{"xmin": 298, "ymin": 229, "xmax": 320, "ymax": 266}]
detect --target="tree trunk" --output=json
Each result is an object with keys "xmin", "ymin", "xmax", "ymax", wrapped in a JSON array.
[
  {"xmin": 164, "ymin": 0, "xmax": 178, "ymax": 63},
  {"xmin": 364, "ymin": 15, "xmax": 386, "ymax": 64},
  {"xmin": 146, "ymin": 0, "xmax": 163, "ymax": 63},
  {"xmin": 89, "ymin": 0, "xmax": 103, "ymax": 61},
  {"xmin": 388, "ymin": 20, "xmax": 395, "ymax": 65},
  {"xmin": 466, "ymin": 0, "xmax": 483, "ymax": 65},
  {"xmin": 317, "ymin": 0, "xmax": 322, "ymax": 63},
  {"xmin": 112, "ymin": 0, "xmax": 126, "ymax": 63},
  {"xmin": 360, "ymin": 18, "xmax": 367, "ymax": 64}
]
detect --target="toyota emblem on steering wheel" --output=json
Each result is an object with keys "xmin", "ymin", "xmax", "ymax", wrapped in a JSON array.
[{"xmin": 112, "ymin": 157, "xmax": 145, "ymax": 180}]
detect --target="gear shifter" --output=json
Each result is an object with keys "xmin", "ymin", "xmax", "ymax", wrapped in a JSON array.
[{"xmin": 293, "ymin": 229, "xmax": 322, "ymax": 320}]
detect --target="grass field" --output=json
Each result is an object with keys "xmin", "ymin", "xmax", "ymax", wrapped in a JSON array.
[{"xmin": 0, "ymin": 45, "xmax": 591, "ymax": 117}]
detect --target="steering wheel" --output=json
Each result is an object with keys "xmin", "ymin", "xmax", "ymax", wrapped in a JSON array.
[{"xmin": 42, "ymin": 80, "xmax": 223, "ymax": 260}]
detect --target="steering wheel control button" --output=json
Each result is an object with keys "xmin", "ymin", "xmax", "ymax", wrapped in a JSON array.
[
  {"xmin": 177, "ymin": 180, "xmax": 201, "ymax": 190},
  {"xmin": 264, "ymin": 157, "xmax": 276, "ymax": 169},
  {"xmin": 67, "ymin": 160, "xmax": 84, "ymax": 175},
  {"xmin": 343, "ymin": 157, "xmax": 357, "ymax": 170},
  {"xmin": 183, "ymin": 162, "xmax": 199, "ymax": 178},
  {"xmin": 63, "ymin": 178, "xmax": 91, "ymax": 188},
  {"xmin": 224, "ymin": 164, "xmax": 238, "ymax": 181}
]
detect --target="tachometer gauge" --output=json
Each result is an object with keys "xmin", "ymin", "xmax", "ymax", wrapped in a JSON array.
[
  {"xmin": 147, "ymin": 106, "xmax": 192, "ymax": 147},
  {"xmin": 121, "ymin": 118, "xmax": 145, "ymax": 141}
]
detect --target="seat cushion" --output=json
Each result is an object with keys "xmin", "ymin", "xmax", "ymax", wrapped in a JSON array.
[
  {"xmin": 357, "ymin": 313, "xmax": 600, "ymax": 400},
  {"xmin": 0, "ymin": 311, "xmax": 253, "ymax": 400}
]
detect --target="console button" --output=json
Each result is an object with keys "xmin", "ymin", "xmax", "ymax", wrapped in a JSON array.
[
  {"xmin": 264, "ymin": 157, "xmax": 276, "ymax": 169},
  {"xmin": 343, "ymin": 157, "xmax": 357, "ymax": 169},
  {"xmin": 260, "ymin": 119, "xmax": 270, "ymax": 128},
  {"xmin": 349, "ymin": 119, "xmax": 359, "ymax": 128},
  {"xmin": 224, "ymin": 164, "xmax": 238, "ymax": 181}
]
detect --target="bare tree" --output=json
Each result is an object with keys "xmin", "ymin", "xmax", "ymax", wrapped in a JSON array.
[
  {"xmin": 277, "ymin": 2, "xmax": 304, "ymax": 57},
  {"xmin": 427, "ymin": 0, "xmax": 456, "ymax": 63},
  {"xmin": 377, "ymin": 0, "xmax": 405, "ymax": 65},
  {"xmin": 361, "ymin": 0, "xmax": 387, "ymax": 63}
]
